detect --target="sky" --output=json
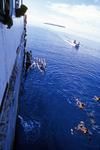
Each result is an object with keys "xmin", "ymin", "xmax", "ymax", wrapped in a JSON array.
[{"xmin": 24, "ymin": 0, "xmax": 100, "ymax": 42}]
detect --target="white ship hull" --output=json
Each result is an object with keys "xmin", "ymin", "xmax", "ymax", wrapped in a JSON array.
[
  {"xmin": 0, "ymin": 1, "xmax": 28, "ymax": 149},
  {"xmin": 0, "ymin": 18, "xmax": 24, "ymax": 104}
]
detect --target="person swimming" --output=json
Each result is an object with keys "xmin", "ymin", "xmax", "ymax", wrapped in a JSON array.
[
  {"xmin": 73, "ymin": 40, "xmax": 76, "ymax": 44},
  {"xmin": 39, "ymin": 63, "xmax": 45, "ymax": 71},
  {"xmin": 76, "ymin": 99, "xmax": 85, "ymax": 109},
  {"xmin": 37, "ymin": 58, "xmax": 46, "ymax": 72},
  {"xmin": 75, "ymin": 42, "xmax": 80, "ymax": 49},
  {"xmin": 28, "ymin": 61, "xmax": 36, "ymax": 70},
  {"xmin": 93, "ymin": 96, "xmax": 100, "ymax": 101},
  {"xmin": 75, "ymin": 121, "xmax": 88, "ymax": 134}
]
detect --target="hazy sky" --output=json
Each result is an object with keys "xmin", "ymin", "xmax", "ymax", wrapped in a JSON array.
[{"xmin": 24, "ymin": 0, "xmax": 100, "ymax": 41}]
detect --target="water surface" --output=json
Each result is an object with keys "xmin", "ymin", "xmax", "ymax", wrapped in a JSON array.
[{"xmin": 14, "ymin": 26, "xmax": 100, "ymax": 150}]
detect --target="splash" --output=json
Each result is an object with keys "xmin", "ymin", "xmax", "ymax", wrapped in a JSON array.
[{"xmin": 18, "ymin": 115, "xmax": 41, "ymax": 133}]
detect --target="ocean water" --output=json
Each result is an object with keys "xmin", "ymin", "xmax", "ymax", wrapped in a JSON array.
[{"xmin": 14, "ymin": 25, "xmax": 100, "ymax": 150}]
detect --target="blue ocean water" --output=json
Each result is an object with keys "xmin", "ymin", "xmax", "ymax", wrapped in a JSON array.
[{"xmin": 14, "ymin": 25, "xmax": 100, "ymax": 150}]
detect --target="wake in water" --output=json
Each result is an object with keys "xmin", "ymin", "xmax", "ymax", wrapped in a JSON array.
[
  {"xmin": 18, "ymin": 115, "xmax": 41, "ymax": 133},
  {"xmin": 18, "ymin": 115, "xmax": 41, "ymax": 143}
]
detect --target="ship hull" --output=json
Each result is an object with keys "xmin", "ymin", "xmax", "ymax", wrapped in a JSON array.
[{"xmin": 0, "ymin": 17, "xmax": 27, "ymax": 150}]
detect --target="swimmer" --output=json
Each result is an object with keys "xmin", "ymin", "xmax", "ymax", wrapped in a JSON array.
[
  {"xmin": 75, "ymin": 121, "xmax": 88, "ymax": 134},
  {"xmin": 37, "ymin": 58, "xmax": 46, "ymax": 72},
  {"xmin": 37, "ymin": 62, "xmax": 44, "ymax": 72},
  {"xmin": 43, "ymin": 58, "xmax": 46, "ymax": 67},
  {"xmin": 76, "ymin": 99, "xmax": 85, "ymax": 109},
  {"xmin": 93, "ymin": 96, "xmax": 100, "ymax": 101},
  {"xmin": 39, "ymin": 64, "xmax": 45, "ymax": 71},
  {"xmin": 73, "ymin": 40, "xmax": 76, "ymax": 44},
  {"xmin": 29, "ymin": 61, "xmax": 36, "ymax": 70}
]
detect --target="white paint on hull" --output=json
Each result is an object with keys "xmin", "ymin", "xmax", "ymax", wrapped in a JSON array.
[{"xmin": 0, "ymin": 17, "xmax": 24, "ymax": 105}]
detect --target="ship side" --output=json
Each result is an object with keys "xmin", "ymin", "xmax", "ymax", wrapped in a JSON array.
[{"xmin": 0, "ymin": 0, "xmax": 27, "ymax": 150}]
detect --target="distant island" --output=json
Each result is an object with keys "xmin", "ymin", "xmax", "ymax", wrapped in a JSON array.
[{"xmin": 44, "ymin": 22, "xmax": 66, "ymax": 28}]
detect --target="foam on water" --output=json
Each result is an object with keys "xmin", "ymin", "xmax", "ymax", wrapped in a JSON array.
[{"xmin": 18, "ymin": 115, "xmax": 41, "ymax": 133}]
